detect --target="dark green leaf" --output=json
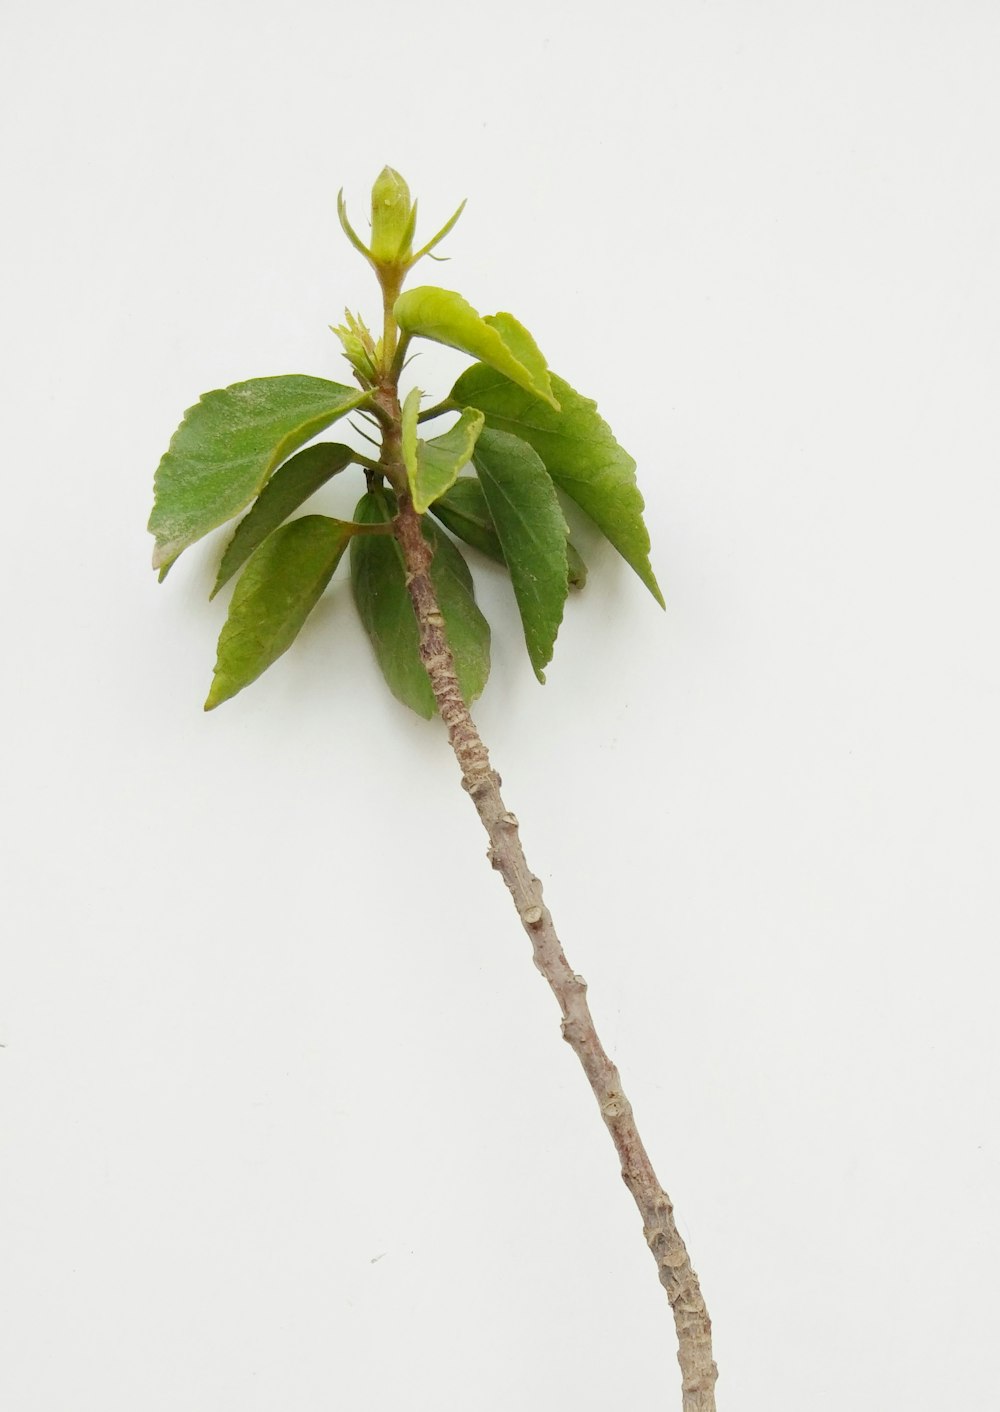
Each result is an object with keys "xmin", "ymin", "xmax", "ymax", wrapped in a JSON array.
[
  {"xmin": 430, "ymin": 477, "xmax": 505, "ymax": 563},
  {"xmin": 472, "ymin": 428, "xmax": 568, "ymax": 682},
  {"xmin": 451, "ymin": 365, "xmax": 663, "ymax": 606},
  {"xmin": 149, "ymin": 375, "xmax": 368, "ymax": 573},
  {"xmin": 432, "ymin": 476, "xmax": 589, "ymax": 590},
  {"xmin": 211, "ymin": 442, "xmax": 354, "ymax": 597},
  {"xmin": 351, "ymin": 490, "xmax": 490, "ymax": 718},
  {"xmin": 205, "ymin": 516, "xmax": 353, "ymax": 710},
  {"xmin": 394, "ymin": 287, "xmax": 558, "ymax": 408}
]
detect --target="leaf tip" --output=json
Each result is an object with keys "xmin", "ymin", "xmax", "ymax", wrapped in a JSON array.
[
  {"xmin": 203, "ymin": 674, "xmax": 232, "ymax": 711},
  {"xmin": 644, "ymin": 558, "xmax": 666, "ymax": 608},
  {"xmin": 152, "ymin": 535, "xmax": 184, "ymax": 577}
]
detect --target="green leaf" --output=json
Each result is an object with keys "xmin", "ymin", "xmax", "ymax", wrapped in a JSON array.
[
  {"xmin": 403, "ymin": 402, "xmax": 485, "ymax": 514},
  {"xmin": 351, "ymin": 490, "xmax": 490, "ymax": 718},
  {"xmin": 430, "ymin": 477, "xmax": 505, "ymax": 563},
  {"xmin": 451, "ymin": 365, "xmax": 663, "ymax": 606},
  {"xmin": 394, "ymin": 287, "xmax": 559, "ymax": 409},
  {"xmin": 400, "ymin": 387, "xmax": 422, "ymax": 487},
  {"xmin": 149, "ymin": 375, "xmax": 369, "ymax": 573},
  {"xmin": 411, "ymin": 199, "xmax": 467, "ymax": 263},
  {"xmin": 472, "ymin": 428, "xmax": 568, "ymax": 682},
  {"xmin": 431, "ymin": 474, "xmax": 589, "ymax": 590},
  {"xmin": 211, "ymin": 442, "xmax": 354, "ymax": 597},
  {"xmin": 482, "ymin": 313, "xmax": 552, "ymax": 408},
  {"xmin": 204, "ymin": 515, "xmax": 353, "ymax": 710},
  {"xmin": 337, "ymin": 189, "xmax": 373, "ymax": 262}
]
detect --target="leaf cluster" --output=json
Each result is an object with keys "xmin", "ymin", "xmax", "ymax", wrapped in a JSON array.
[{"xmin": 147, "ymin": 170, "xmax": 662, "ymax": 715}]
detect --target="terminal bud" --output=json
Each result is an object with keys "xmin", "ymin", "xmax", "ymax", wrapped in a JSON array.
[{"xmin": 370, "ymin": 166, "xmax": 414, "ymax": 268}]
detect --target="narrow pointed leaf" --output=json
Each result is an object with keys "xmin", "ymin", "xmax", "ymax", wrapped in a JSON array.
[
  {"xmin": 411, "ymin": 199, "xmax": 466, "ymax": 262},
  {"xmin": 212, "ymin": 442, "xmax": 354, "ymax": 597},
  {"xmin": 394, "ymin": 287, "xmax": 558, "ymax": 409},
  {"xmin": 451, "ymin": 365, "xmax": 663, "ymax": 606},
  {"xmin": 351, "ymin": 491, "xmax": 490, "ymax": 717},
  {"xmin": 406, "ymin": 408, "xmax": 485, "ymax": 513},
  {"xmin": 472, "ymin": 428, "xmax": 568, "ymax": 682},
  {"xmin": 149, "ymin": 375, "xmax": 368, "ymax": 573},
  {"xmin": 337, "ymin": 189, "xmax": 373, "ymax": 261},
  {"xmin": 205, "ymin": 515, "xmax": 353, "ymax": 710}
]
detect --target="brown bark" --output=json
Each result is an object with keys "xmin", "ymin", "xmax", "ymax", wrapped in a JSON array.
[{"xmin": 394, "ymin": 495, "xmax": 718, "ymax": 1411}]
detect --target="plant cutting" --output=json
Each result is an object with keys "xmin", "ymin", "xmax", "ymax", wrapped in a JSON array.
[{"xmin": 147, "ymin": 167, "xmax": 718, "ymax": 1410}]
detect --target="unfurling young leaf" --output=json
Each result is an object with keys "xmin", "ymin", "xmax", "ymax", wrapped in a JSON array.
[
  {"xmin": 394, "ymin": 287, "xmax": 559, "ymax": 409},
  {"xmin": 332, "ymin": 311, "xmax": 380, "ymax": 384},
  {"xmin": 400, "ymin": 387, "xmax": 422, "ymax": 479},
  {"xmin": 401, "ymin": 390, "xmax": 485, "ymax": 514},
  {"xmin": 205, "ymin": 515, "xmax": 354, "ymax": 710},
  {"xmin": 212, "ymin": 442, "xmax": 355, "ymax": 597},
  {"xmin": 149, "ymin": 376, "xmax": 369, "ymax": 575},
  {"xmin": 451, "ymin": 365, "xmax": 664, "ymax": 606},
  {"xmin": 471, "ymin": 428, "xmax": 569, "ymax": 682},
  {"xmin": 350, "ymin": 490, "xmax": 490, "ymax": 718}
]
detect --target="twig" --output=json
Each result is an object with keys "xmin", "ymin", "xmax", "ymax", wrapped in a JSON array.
[{"xmin": 393, "ymin": 494, "xmax": 719, "ymax": 1411}]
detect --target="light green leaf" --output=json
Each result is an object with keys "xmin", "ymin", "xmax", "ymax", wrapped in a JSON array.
[
  {"xmin": 405, "ymin": 407, "xmax": 485, "ymax": 514},
  {"xmin": 351, "ymin": 490, "xmax": 490, "ymax": 718},
  {"xmin": 451, "ymin": 365, "xmax": 663, "ymax": 606},
  {"xmin": 212, "ymin": 442, "xmax": 354, "ymax": 597},
  {"xmin": 411, "ymin": 198, "xmax": 466, "ymax": 263},
  {"xmin": 149, "ymin": 375, "xmax": 368, "ymax": 573},
  {"xmin": 482, "ymin": 313, "xmax": 552, "ymax": 408},
  {"xmin": 400, "ymin": 387, "xmax": 422, "ymax": 488},
  {"xmin": 205, "ymin": 515, "xmax": 353, "ymax": 710},
  {"xmin": 472, "ymin": 428, "xmax": 568, "ymax": 682},
  {"xmin": 431, "ymin": 475, "xmax": 589, "ymax": 589},
  {"xmin": 394, "ymin": 287, "xmax": 559, "ymax": 409}
]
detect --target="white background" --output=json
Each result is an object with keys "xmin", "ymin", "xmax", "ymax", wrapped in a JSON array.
[{"xmin": 2, "ymin": 2, "xmax": 998, "ymax": 1408}]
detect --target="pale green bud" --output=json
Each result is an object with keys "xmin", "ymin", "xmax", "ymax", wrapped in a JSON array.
[
  {"xmin": 370, "ymin": 166, "xmax": 414, "ymax": 266},
  {"xmin": 331, "ymin": 310, "xmax": 379, "ymax": 383}
]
